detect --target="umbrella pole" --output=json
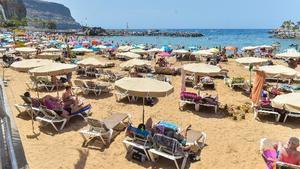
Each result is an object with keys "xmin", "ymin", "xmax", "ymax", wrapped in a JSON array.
[
  {"xmin": 142, "ymin": 97, "xmax": 145, "ymax": 124},
  {"xmin": 56, "ymin": 80, "xmax": 59, "ymax": 98}
]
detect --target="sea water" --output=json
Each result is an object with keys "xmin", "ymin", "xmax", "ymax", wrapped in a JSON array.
[{"xmin": 96, "ymin": 29, "xmax": 300, "ymax": 51}]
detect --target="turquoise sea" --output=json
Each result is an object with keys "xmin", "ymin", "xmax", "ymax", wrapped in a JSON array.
[{"xmin": 98, "ymin": 29, "xmax": 300, "ymax": 51}]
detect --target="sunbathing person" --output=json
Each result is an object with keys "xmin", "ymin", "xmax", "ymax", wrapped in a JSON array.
[
  {"xmin": 62, "ymin": 86, "xmax": 89, "ymax": 114},
  {"xmin": 278, "ymin": 137, "xmax": 300, "ymax": 165},
  {"xmin": 24, "ymin": 92, "xmax": 69, "ymax": 118},
  {"xmin": 262, "ymin": 137, "xmax": 300, "ymax": 168}
]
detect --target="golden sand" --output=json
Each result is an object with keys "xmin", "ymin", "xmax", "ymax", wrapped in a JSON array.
[{"xmin": 3, "ymin": 56, "xmax": 300, "ymax": 169}]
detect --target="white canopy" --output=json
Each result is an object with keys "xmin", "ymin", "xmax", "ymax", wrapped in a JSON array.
[
  {"xmin": 115, "ymin": 77, "xmax": 174, "ymax": 98},
  {"xmin": 183, "ymin": 63, "xmax": 222, "ymax": 76},
  {"xmin": 272, "ymin": 93, "xmax": 300, "ymax": 112},
  {"xmin": 130, "ymin": 48, "xmax": 147, "ymax": 54},
  {"xmin": 11, "ymin": 59, "xmax": 53, "ymax": 72},
  {"xmin": 192, "ymin": 50, "xmax": 214, "ymax": 56},
  {"xmin": 116, "ymin": 52, "xmax": 141, "ymax": 60},
  {"xmin": 258, "ymin": 65, "xmax": 298, "ymax": 79},
  {"xmin": 147, "ymin": 48, "xmax": 163, "ymax": 53},
  {"xmin": 15, "ymin": 47, "xmax": 37, "ymax": 53},
  {"xmin": 29, "ymin": 63, "xmax": 77, "ymax": 76},
  {"xmin": 242, "ymin": 46, "xmax": 258, "ymax": 51},
  {"xmin": 235, "ymin": 57, "xmax": 268, "ymax": 65},
  {"xmin": 117, "ymin": 45, "xmax": 132, "ymax": 52},
  {"xmin": 276, "ymin": 52, "xmax": 300, "ymax": 59},
  {"xmin": 172, "ymin": 49, "xmax": 190, "ymax": 54},
  {"xmin": 71, "ymin": 48, "xmax": 93, "ymax": 53},
  {"xmin": 77, "ymin": 57, "xmax": 108, "ymax": 67},
  {"xmin": 43, "ymin": 48, "xmax": 62, "ymax": 53},
  {"xmin": 120, "ymin": 59, "xmax": 151, "ymax": 70}
]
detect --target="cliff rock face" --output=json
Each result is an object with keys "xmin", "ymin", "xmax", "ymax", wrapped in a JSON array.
[
  {"xmin": 0, "ymin": 0, "xmax": 27, "ymax": 20},
  {"xmin": 24, "ymin": 0, "xmax": 81, "ymax": 30}
]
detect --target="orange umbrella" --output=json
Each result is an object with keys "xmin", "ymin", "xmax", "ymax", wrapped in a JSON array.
[{"xmin": 225, "ymin": 46, "xmax": 237, "ymax": 51}]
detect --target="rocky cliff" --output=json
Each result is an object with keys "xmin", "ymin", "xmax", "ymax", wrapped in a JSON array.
[
  {"xmin": 24, "ymin": 0, "xmax": 81, "ymax": 30},
  {"xmin": 0, "ymin": 0, "xmax": 27, "ymax": 20}
]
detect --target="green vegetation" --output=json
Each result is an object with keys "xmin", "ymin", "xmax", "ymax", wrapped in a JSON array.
[
  {"xmin": 1, "ymin": 18, "xmax": 27, "ymax": 28},
  {"xmin": 280, "ymin": 20, "xmax": 300, "ymax": 31},
  {"xmin": 30, "ymin": 19, "xmax": 57, "ymax": 30}
]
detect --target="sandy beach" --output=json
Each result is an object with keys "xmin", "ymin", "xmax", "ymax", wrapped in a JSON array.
[{"xmin": 2, "ymin": 54, "xmax": 300, "ymax": 169}]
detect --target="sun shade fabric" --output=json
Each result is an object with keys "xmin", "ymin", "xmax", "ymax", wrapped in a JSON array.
[
  {"xmin": 183, "ymin": 63, "xmax": 221, "ymax": 76},
  {"xmin": 11, "ymin": 59, "xmax": 53, "ymax": 72},
  {"xmin": 272, "ymin": 93, "xmax": 300, "ymax": 113},
  {"xmin": 29, "ymin": 63, "xmax": 77, "ymax": 76},
  {"xmin": 115, "ymin": 77, "xmax": 174, "ymax": 97}
]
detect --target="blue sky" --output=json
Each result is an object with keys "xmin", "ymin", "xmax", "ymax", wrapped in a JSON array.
[{"xmin": 46, "ymin": 0, "xmax": 300, "ymax": 29}]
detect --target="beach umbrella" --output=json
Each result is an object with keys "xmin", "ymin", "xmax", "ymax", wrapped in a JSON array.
[
  {"xmin": 15, "ymin": 47, "xmax": 37, "ymax": 53},
  {"xmin": 258, "ymin": 65, "xmax": 298, "ymax": 79},
  {"xmin": 117, "ymin": 45, "xmax": 132, "ymax": 52},
  {"xmin": 29, "ymin": 63, "xmax": 77, "ymax": 77},
  {"xmin": 161, "ymin": 45, "xmax": 173, "ymax": 52},
  {"xmin": 115, "ymin": 77, "xmax": 174, "ymax": 123},
  {"xmin": 95, "ymin": 45, "xmax": 107, "ymax": 49},
  {"xmin": 272, "ymin": 93, "xmax": 300, "ymax": 113},
  {"xmin": 43, "ymin": 47, "xmax": 62, "ymax": 53},
  {"xmin": 236, "ymin": 57, "xmax": 268, "ymax": 66},
  {"xmin": 71, "ymin": 48, "xmax": 93, "ymax": 53},
  {"xmin": 116, "ymin": 52, "xmax": 141, "ymax": 60},
  {"xmin": 147, "ymin": 48, "xmax": 163, "ymax": 53},
  {"xmin": 172, "ymin": 49, "xmax": 190, "ymax": 55},
  {"xmin": 258, "ymin": 45, "xmax": 273, "ymax": 49},
  {"xmin": 130, "ymin": 48, "xmax": 147, "ymax": 54},
  {"xmin": 158, "ymin": 52, "xmax": 171, "ymax": 57},
  {"xmin": 77, "ymin": 57, "xmax": 108, "ymax": 67},
  {"xmin": 225, "ymin": 46, "xmax": 237, "ymax": 51},
  {"xmin": 11, "ymin": 59, "xmax": 53, "ymax": 72},
  {"xmin": 120, "ymin": 59, "xmax": 151, "ymax": 70},
  {"xmin": 183, "ymin": 63, "xmax": 222, "ymax": 76},
  {"xmin": 242, "ymin": 46, "xmax": 258, "ymax": 51},
  {"xmin": 275, "ymin": 51, "xmax": 300, "ymax": 59},
  {"xmin": 209, "ymin": 48, "xmax": 219, "ymax": 54},
  {"xmin": 192, "ymin": 50, "xmax": 214, "ymax": 56},
  {"xmin": 37, "ymin": 53, "xmax": 61, "ymax": 60}
]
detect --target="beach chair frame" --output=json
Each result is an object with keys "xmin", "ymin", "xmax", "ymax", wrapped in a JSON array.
[
  {"xmin": 36, "ymin": 107, "xmax": 68, "ymax": 131},
  {"xmin": 148, "ymin": 134, "xmax": 188, "ymax": 169}
]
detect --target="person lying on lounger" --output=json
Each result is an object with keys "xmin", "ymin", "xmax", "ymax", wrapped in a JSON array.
[
  {"xmin": 24, "ymin": 92, "xmax": 69, "ymax": 118},
  {"xmin": 62, "ymin": 85, "xmax": 89, "ymax": 114}
]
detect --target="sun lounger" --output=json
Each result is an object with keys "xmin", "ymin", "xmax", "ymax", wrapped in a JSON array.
[
  {"xmin": 74, "ymin": 80, "xmax": 101, "ymax": 96},
  {"xmin": 199, "ymin": 95, "xmax": 219, "ymax": 113},
  {"xmin": 26, "ymin": 76, "xmax": 56, "ymax": 91},
  {"xmin": 179, "ymin": 91, "xmax": 201, "ymax": 111},
  {"xmin": 283, "ymin": 111, "xmax": 300, "ymax": 123},
  {"xmin": 260, "ymin": 138, "xmax": 300, "ymax": 169},
  {"xmin": 198, "ymin": 76, "xmax": 215, "ymax": 89},
  {"xmin": 252, "ymin": 101, "xmax": 281, "ymax": 122},
  {"xmin": 123, "ymin": 125, "xmax": 152, "ymax": 160},
  {"xmin": 80, "ymin": 112, "xmax": 131, "ymax": 146},
  {"xmin": 14, "ymin": 95, "xmax": 41, "ymax": 117},
  {"xmin": 148, "ymin": 133, "xmax": 189, "ymax": 169},
  {"xmin": 224, "ymin": 77, "xmax": 245, "ymax": 90},
  {"xmin": 36, "ymin": 106, "xmax": 68, "ymax": 131}
]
